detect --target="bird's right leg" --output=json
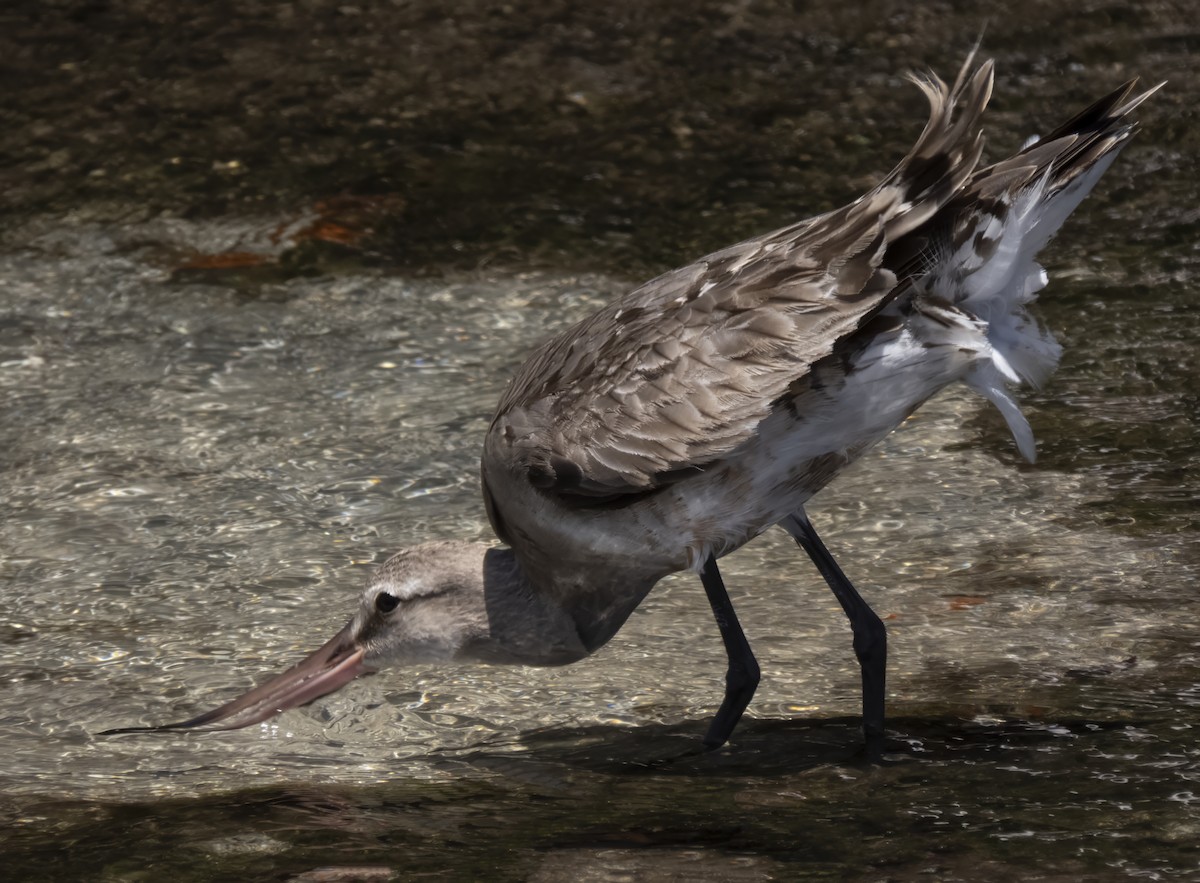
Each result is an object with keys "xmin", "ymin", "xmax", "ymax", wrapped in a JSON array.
[{"xmin": 780, "ymin": 509, "xmax": 887, "ymax": 757}]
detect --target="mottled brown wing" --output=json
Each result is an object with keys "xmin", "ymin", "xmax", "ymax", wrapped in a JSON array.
[{"xmin": 489, "ymin": 59, "xmax": 994, "ymax": 500}]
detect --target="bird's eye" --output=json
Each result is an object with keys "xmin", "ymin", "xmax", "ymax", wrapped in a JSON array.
[{"xmin": 375, "ymin": 592, "xmax": 400, "ymax": 613}]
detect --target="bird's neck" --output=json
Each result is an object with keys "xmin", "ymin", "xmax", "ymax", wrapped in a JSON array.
[{"xmin": 456, "ymin": 546, "xmax": 657, "ymax": 667}]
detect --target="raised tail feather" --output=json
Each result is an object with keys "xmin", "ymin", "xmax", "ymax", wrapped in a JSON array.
[
  {"xmin": 915, "ymin": 73, "xmax": 1163, "ymax": 461},
  {"xmin": 877, "ymin": 53, "xmax": 994, "ymax": 241}
]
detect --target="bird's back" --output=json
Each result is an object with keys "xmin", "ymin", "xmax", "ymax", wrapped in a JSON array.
[{"xmin": 481, "ymin": 57, "xmax": 1157, "ymax": 590}]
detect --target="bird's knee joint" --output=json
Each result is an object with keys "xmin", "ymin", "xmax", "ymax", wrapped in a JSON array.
[
  {"xmin": 853, "ymin": 632, "xmax": 886, "ymax": 662},
  {"xmin": 727, "ymin": 661, "xmax": 761, "ymax": 691}
]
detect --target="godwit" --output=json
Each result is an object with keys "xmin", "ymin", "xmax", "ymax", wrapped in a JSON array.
[{"xmin": 103, "ymin": 56, "xmax": 1158, "ymax": 754}]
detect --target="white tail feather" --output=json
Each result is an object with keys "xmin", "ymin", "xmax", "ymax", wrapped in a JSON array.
[
  {"xmin": 964, "ymin": 362, "xmax": 1038, "ymax": 462},
  {"xmin": 930, "ymin": 149, "xmax": 1127, "ymax": 458}
]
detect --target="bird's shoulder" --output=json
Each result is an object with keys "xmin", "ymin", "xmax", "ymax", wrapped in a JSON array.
[{"xmin": 487, "ymin": 197, "xmax": 901, "ymax": 501}]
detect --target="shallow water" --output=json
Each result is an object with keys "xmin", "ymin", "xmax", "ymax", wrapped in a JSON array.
[{"xmin": 2, "ymin": 2, "xmax": 1199, "ymax": 881}]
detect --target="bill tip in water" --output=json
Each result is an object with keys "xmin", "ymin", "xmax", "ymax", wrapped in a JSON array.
[{"xmin": 96, "ymin": 625, "xmax": 369, "ymax": 737}]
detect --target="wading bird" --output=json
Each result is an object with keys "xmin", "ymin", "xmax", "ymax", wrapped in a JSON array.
[{"xmin": 103, "ymin": 56, "xmax": 1158, "ymax": 754}]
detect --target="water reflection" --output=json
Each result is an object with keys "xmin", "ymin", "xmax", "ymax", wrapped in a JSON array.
[{"xmin": 2, "ymin": 220, "xmax": 1197, "ymax": 876}]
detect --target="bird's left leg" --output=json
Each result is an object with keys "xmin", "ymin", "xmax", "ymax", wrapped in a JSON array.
[
  {"xmin": 780, "ymin": 509, "xmax": 887, "ymax": 756},
  {"xmin": 699, "ymin": 555, "xmax": 761, "ymax": 749}
]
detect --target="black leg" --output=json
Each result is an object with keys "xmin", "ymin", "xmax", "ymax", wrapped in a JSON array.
[
  {"xmin": 781, "ymin": 509, "xmax": 887, "ymax": 755},
  {"xmin": 699, "ymin": 555, "xmax": 761, "ymax": 749}
]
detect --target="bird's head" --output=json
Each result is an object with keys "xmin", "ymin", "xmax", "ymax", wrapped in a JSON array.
[
  {"xmin": 350, "ymin": 540, "xmax": 494, "ymax": 668},
  {"xmin": 100, "ymin": 541, "xmax": 494, "ymax": 736}
]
